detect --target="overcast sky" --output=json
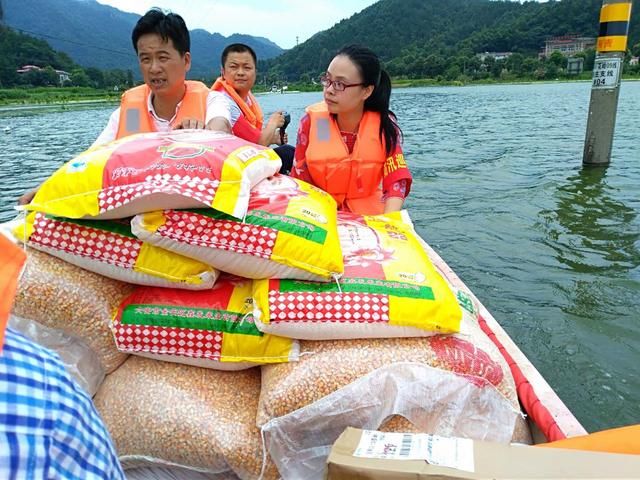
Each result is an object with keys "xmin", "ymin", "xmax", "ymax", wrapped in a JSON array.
[{"xmin": 96, "ymin": 0, "xmax": 382, "ymax": 49}]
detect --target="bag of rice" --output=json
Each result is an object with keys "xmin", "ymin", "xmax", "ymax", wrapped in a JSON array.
[
  {"xmin": 14, "ymin": 212, "xmax": 218, "ymax": 289},
  {"xmin": 94, "ymin": 356, "xmax": 280, "ymax": 479},
  {"xmin": 258, "ymin": 323, "xmax": 521, "ymax": 479},
  {"xmin": 25, "ymin": 130, "xmax": 281, "ymax": 220},
  {"xmin": 131, "ymin": 175, "xmax": 343, "ymax": 281},
  {"xmin": 12, "ymin": 249, "xmax": 130, "ymax": 373},
  {"xmin": 253, "ymin": 210, "xmax": 465, "ymax": 339},
  {"xmin": 111, "ymin": 276, "xmax": 298, "ymax": 369}
]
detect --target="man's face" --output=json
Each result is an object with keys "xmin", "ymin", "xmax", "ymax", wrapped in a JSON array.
[
  {"xmin": 221, "ymin": 51, "xmax": 257, "ymax": 96},
  {"xmin": 137, "ymin": 33, "xmax": 190, "ymax": 99}
]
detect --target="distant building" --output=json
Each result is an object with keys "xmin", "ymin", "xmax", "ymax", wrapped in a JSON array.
[
  {"xmin": 630, "ymin": 57, "xmax": 639, "ymax": 66},
  {"xmin": 477, "ymin": 52, "xmax": 513, "ymax": 62},
  {"xmin": 16, "ymin": 64, "xmax": 42, "ymax": 74},
  {"xmin": 55, "ymin": 70, "xmax": 70, "ymax": 84},
  {"xmin": 16, "ymin": 65, "xmax": 70, "ymax": 85},
  {"xmin": 543, "ymin": 35, "xmax": 596, "ymax": 57}
]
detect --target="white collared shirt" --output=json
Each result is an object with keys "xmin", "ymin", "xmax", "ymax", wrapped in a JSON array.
[{"xmin": 92, "ymin": 90, "xmax": 232, "ymax": 147}]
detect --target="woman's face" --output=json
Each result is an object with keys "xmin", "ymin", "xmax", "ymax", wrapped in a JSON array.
[{"xmin": 323, "ymin": 55, "xmax": 374, "ymax": 115}]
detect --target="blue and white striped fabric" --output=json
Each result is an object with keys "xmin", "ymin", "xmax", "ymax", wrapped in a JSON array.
[{"xmin": 0, "ymin": 327, "xmax": 124, "ymax": 479}]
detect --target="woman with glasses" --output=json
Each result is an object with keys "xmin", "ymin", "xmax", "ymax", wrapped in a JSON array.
[{"xmin": 291, "ymin": 44, "xmax": 412, "ymax": 214}]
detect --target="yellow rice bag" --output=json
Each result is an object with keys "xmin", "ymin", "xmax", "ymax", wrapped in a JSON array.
[
  {"xmin": 14, "ymin": 212, "xmax": 217, "ymax": 289},
  {"xmin": 25, "ymin": 130, "xmax": 281, "ymax": 220},
  {"xmin": 253, "ymin": 210, "xmax": 464, "ymax": 339},
  {"xmin": 131, "ymin": 175, "xmax": 344, "ymax": 281}
]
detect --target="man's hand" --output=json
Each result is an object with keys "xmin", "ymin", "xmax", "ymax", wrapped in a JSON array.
[
  {"xmin": 206, "ymin": 117, "xmax": 232, "ymax": 133},
  {"xmin": 17, "ymin": 187, "xmax": 38, "ymax": 206},
  {"xmin": 174, "ymin": 118, "xmax": 205, "ymax": 130}
]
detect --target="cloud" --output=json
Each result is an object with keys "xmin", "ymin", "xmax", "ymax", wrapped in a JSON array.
[{"xmin": 96, "ymin": 0, "xmax": 377, "ymax": 49}]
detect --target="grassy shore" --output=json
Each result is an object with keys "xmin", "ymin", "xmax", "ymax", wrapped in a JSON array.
[
  {"xmin": 2, "ymin": 74, "xmax": 639, "ymax": 106},
  {"xmin": 0, "ymin": 87, "xmax": 121, "ymax": 106}
]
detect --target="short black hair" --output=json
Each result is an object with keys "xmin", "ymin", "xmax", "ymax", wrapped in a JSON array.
[
  {"xmin": 132, "ymin": 8, "xmax": 190, "ymax": 55},
  {"xmin": 221, "ymin": 43, "xmax": 257, "ymax": 67}
]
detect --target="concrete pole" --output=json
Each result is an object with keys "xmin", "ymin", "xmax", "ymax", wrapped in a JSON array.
[{"xmin": 583, "ymin": 0, "xmax": 633, "ymax": 166}]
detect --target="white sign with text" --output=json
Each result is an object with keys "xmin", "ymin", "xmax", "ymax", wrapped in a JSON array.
[{"xmin": 592, "ymin": 57, "xmax": 622, "ymax": 89}]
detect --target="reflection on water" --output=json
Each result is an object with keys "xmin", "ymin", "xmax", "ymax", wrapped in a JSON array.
[
  {"xmin": 0, "ymin": 83, "xmax": 639, "ymax": 432},
  {"xmin": 537, "ymin": 166, "xmax": 640, "ymax": 428},
  {"xmin": 541, "ymin": 167, "xmax": 640, "ymax": 276}
]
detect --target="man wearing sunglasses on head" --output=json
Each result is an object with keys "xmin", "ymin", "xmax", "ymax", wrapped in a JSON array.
[{"xmin": 291, "ymin": 44, "xmax": 412, "ymax": 215}]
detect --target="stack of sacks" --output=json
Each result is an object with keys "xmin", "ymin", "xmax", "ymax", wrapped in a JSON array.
[
  {"xmin": 15, "ymin": 129, "xmax": 283, "ymax": 289},
  {"xmin": 10, "ymin": 130, "xmax": 525, "ymax": 480},
  {"xmin": 9, "ymin": 130, "xmax": 333, "ymax": 479}
]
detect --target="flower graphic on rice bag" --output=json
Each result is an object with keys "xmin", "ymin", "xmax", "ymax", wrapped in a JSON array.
[
  {"xmin": 157, "ymin": 142, "xmax": 215, "ymax": 160},
  {"xmin": 248, "ymin": 175, "xmax": 310, "ymax": 215},
  {"xmin": 338, "ymin": 213, "xmax": 395, "ymax": 277}
]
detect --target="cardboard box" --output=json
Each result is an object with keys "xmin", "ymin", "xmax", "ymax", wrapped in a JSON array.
[{"xmin": 326, "ymin": 427, "xmax": 640, "ymax": 479}]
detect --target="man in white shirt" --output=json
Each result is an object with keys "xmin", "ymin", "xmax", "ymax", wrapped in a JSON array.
[
  {"xmin": 93, "ymin": 8, "xmax": 232, "ymax": 146},
  {"xmin": 18, "ymin": 8, "xmax": 232, "ymax": 204}
]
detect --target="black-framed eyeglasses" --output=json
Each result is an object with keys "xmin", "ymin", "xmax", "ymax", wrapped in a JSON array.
[{"xmin": 319, "ymin": 74, "xmax": 364, "ymax": 92}]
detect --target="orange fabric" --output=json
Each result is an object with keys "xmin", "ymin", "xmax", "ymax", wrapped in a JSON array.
[
  {"xmin": 211, "ymin": 77, "xmax": 263, "ymax": 130},
  {"xmin": 116, "ymin": 80, "xmax": 209, "ymax": 139},
  {"xmin": 305, "ymin": 102, "xmax": 385, "ymax": 215},
  {"xmin": 539, "ymin": 425, "xmax": 640, "ymax": 455},
  {"xmin": 0, "ymin": 235, "xmax": 26, "ymax": 351}
]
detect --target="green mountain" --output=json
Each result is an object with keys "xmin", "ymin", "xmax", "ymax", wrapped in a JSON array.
[
  {"xmin": 264, "ymin": 0, "xmax": 639, "ymax": 79},
  {"xmin": 2, "ymin": 0, "xmax": 284, "ymax": 79}
]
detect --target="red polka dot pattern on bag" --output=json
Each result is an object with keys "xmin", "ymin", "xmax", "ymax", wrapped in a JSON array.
[
  {"xmin": 112, "ymin": 322, "xmax": 224, "ymax": 360},
  {"xmin": 29, "ymin": 213, "xmax": 141, "ymax": 268},
  {"xmin": 98, "ymin": 175, "xmax": 219, "ymax": 214},
  {"xmin": 158, "ymin": 210, "xmax": 277, "ymax": 259},
  {"xmin": 268, "ymin": 291, "xmax": 390, "ymax": 323}
]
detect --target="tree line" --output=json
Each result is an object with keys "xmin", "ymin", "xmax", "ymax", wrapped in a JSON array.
[
  {"xmin": 260, "ymin": 0, "xmax": 640, "ymax": 83},
  {"xmin": 0, "ymin": 24, "xmax": 134, "ymax": 89}
]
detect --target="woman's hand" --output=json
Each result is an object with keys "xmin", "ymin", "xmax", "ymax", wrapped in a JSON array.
[{"xmin": 383, "ymin": 196, "xmax": 404, "ymax": 213}]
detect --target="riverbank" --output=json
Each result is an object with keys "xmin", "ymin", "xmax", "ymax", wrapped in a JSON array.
[
  {"xmin": 3, "ymin": 74, "xmax": 640, "ymax": 107},
  {"xmin": 0, "ymin": 86, "xmax": 120, "ymax": 107}
]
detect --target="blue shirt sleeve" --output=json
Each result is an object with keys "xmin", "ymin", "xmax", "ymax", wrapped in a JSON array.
[{"xmin": 0, "ymin": 327, "xmax": 125, "ymax": 480}]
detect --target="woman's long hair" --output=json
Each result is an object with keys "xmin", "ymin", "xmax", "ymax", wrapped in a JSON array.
[{"xmin": 336, "ymin": 44, "xmax": 402, "ymax": 156}]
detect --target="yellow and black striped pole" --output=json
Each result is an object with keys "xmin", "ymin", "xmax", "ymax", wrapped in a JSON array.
[{"xmin": 583, "ymin": 0, "xmax": 633, "ymax": 166}]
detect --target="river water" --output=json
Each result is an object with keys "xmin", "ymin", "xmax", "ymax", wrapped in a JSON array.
[{"xmin": 0, "ymin": 82, "xmax": 638, "ymax": 432}]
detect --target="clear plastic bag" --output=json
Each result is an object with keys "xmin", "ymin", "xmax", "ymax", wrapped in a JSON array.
[
  {"xmin": 257, "ymin": 320, "xmax": 521, "ymax": 480},
  {"xmin": 8, "ymin": 314, "xmax": 105, "ymax": 396},
  {"xmin": 262, "ymin": 362, "xmax": 519, "ymax": 480}
]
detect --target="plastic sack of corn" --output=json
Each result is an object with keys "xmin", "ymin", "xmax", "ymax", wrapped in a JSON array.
[
  {"xmin": 111, "ymin": 276, "xmax": 298, "ymax": 369},
  {"xmin": 258, "ymin": 324, "xmax": 521, "ymax": 479},
  {"xmin": 14, "ymin": 212, "xmax": 218, "ymax": 289},
  {"xmin": 12, "ymin": 249, "xmax": 131, "ymax": 373},
  {"xmin": 131, "ymin": 175, "xmax": 343, "ymax": 281},
  {"xmin": 253, "ymin": 210, "xmax": 466, "ymax": 340},
  {"xmin": 94, "ymin": 356, "xmax": 280, "ymax": 479},
  {"xmin": 24, "ymin": 130, "xmax": 281, "ymax": 220}
]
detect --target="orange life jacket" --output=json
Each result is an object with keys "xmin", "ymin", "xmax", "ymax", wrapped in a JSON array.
[
  {"xmin": 0, "ymin": 234, "xmax": 26, "ymax": 350},
  {"xmin": 211, "ymin": 77, "xmax": 263, "ymax": 130},
  {"xmin": 116, "ymin": 80, "xmax": 209, "ymax": 139},
  {"xmin": 305, "ymin": 102, "xmax": 385, "ymax": 215}
]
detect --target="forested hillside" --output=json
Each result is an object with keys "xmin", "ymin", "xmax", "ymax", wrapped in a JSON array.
[{"xmin": 263, "ymin": 0, "xmax": 640, "ymax": 81}]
